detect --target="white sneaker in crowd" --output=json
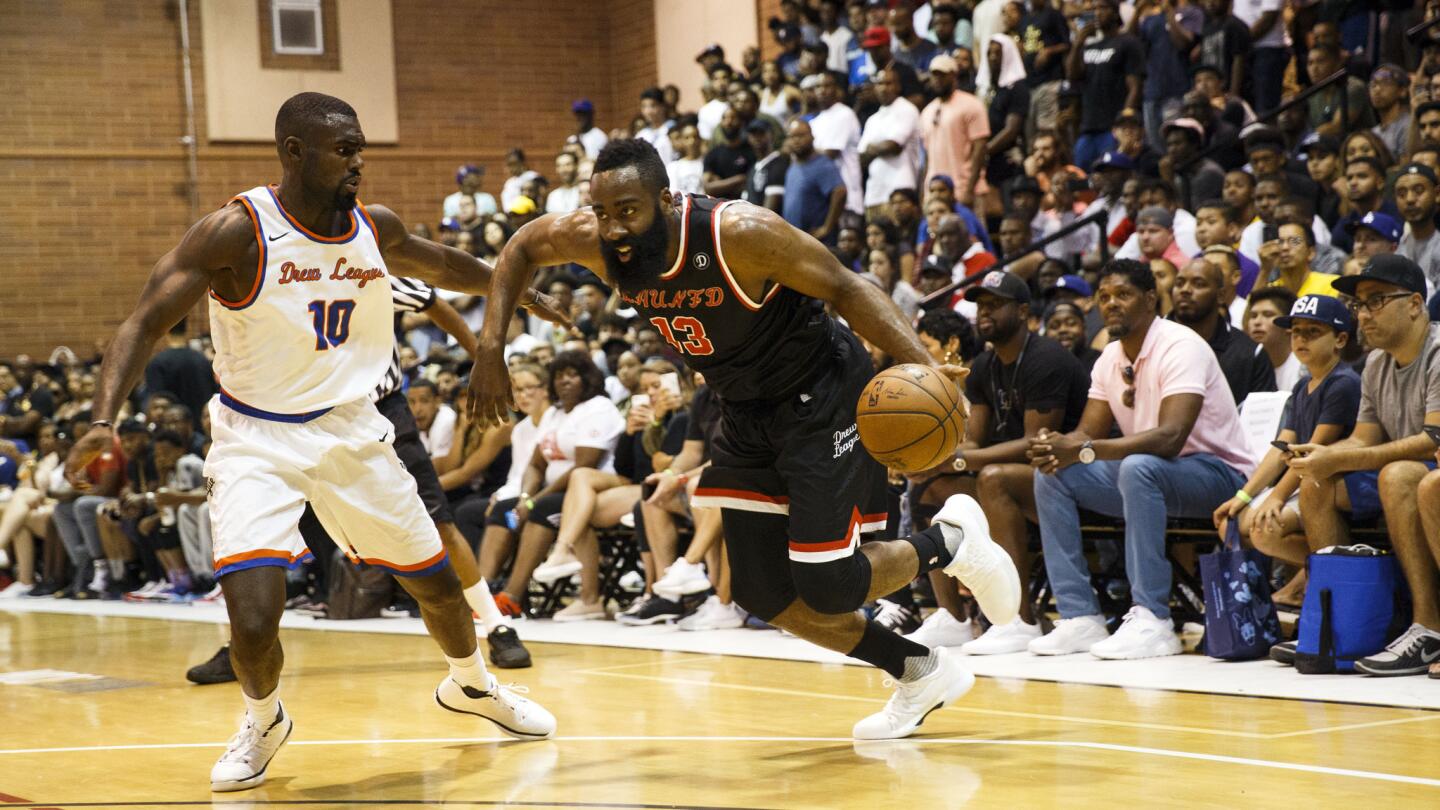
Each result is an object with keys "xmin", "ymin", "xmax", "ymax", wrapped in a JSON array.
[
  {"xmin": 532, "ymin": 547, "xmax": 581, "ymax": 585},
  {"xmin": 551, "ymin": 599, "xmax": 608, "ymax": 622},
  {"xmin": 652, "ymin": 558, "xmax": 711, "ymax": 601},
  {"xmin": 678, "ymin": 595, "xmax": 746, "ymax": 630},
  {"xmin": 435, "ymin": 673, "xmax": 556, "ymax": 739},
  {"xmin": 960, "ymin": 617, "xmax": 1042, "ymax": 655},
  {"xmin": 852, "ymin": 648, "xmax": 975, "ymax": 740},
  {"xmin": 0, "ymin": 580, "xmax": 32, "ymax": 599},
  {"xmin": 1027, "ymin": 615, "xmax": 1110, "ymax": 656},
  {"xmin": 903, "ymin": 609, "xmax": 974, "ymax": 649},
  {"xmin": 210, "ymin": 703, "xmax": 293, "ymax": 792},
  {"xmin": 1089, "ymin": 606, "xmax": 1181, "ymax": 660},
  {"xmin": 933, "ymin": 495, "xmax": 1021, "ymax": 626}
]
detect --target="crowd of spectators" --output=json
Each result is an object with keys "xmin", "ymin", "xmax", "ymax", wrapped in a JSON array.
[{"xmin": 10, "ymin": 0, "xmax": 1440, "ymax": 679}]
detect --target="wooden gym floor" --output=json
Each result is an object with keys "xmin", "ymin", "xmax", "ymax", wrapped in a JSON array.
[{"xmin": 2, "ymin": 611, "xmax": 1440, "ymax": 808}]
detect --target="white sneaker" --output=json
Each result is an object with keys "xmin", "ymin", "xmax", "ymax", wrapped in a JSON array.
[
  {"xmin": 903, "ymin": 610, "xmax": 975, "ymax": 649},
  {"xmin": 852, "ymin": 648, "xmax": 975, "ymax": 740},
  {"xmin": 210, "ymin": 703, "xmax": 294, "ymax": 792},
  {"xmin": 435, "ymin": 673, "xmax": 556, "ymax": 739},
  {"xmin": 934, "ymin": 495, "xmax": 1021, "ymax": 627},
  {"xmin": 532, "ymin": 548, "xmax": 581, "ymax": 585},
  {"xmin": 653, "ymin": 558, "xmax": 711, "ymax": 601},
  {"xmin": 551, "ymin": 599, "xmax": 608, "ymax": 622},
  {"xmin": 0, "ymin": 580, "xmax": 32, "ymax": 599},
  {"xmin": 678, "ymin": 595, "xmax": 746, "ymax": 630},
  {"xmin": 959, "ymin": 617, "xmax": 1042, "ymax": 655},
  {"xmin": 1027, "ymin": 615, "xmax": 1110, "ymax": 656},
  {"xmin": 1089, "ymin": 606, "xmax": 1181, "ymax": 660}
]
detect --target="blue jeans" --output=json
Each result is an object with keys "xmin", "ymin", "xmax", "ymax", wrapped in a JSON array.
[
  {"xmin": 1074, "ymin": 132, "xmax": 1118, "ymax": 177},
  {"xmin": 1035, "ymin": 453, "xmax": 1244, "ymax": 620}
]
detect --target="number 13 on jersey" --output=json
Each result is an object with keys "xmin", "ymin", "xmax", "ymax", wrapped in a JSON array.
[{"xmin": 650, "ymin": 316, "xmax": 714, "ymax": 356}]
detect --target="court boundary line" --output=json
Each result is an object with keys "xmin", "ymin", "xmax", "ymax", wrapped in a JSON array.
[{"xmin": 0, "ymin": 735, "xmax": 1436, "ymax": 790}]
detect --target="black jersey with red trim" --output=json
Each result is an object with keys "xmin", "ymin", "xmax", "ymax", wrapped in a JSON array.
[{"xmin": 614, "ymin": 194, "xmax": 834, "ymax": 403}]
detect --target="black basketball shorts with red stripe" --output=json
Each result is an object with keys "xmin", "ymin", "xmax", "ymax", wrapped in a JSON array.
[{"xmin": 691, "ymin": 328, "xmax": 890, "ymax": 621}]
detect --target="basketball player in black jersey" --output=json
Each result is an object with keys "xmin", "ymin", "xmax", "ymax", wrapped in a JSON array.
[{"xmin": 472, "ymin": 139, "xmax": 1022, "ymax": 739}]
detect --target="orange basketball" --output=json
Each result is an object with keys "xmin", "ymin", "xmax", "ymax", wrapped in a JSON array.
[{"xmin": 855, "ymin": 364, "xmax": 967, "ymax": 474}]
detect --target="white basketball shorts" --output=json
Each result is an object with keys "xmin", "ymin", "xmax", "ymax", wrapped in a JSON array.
[{"xmin": 205, "ymin": 396, "xmax": 446, "ymax": 579}]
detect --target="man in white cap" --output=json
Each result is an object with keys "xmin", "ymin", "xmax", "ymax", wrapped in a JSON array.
[{"xmin": 921, "ymin": 53, "xmax": 990, "ymax": 206}]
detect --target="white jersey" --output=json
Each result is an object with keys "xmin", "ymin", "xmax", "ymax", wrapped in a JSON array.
[{"xmin": 209, "ymin": 185, "xmax": 393, "ymax": 419}]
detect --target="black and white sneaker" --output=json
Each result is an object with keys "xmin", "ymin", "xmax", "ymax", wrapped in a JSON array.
[
  {"xmin": 615, "ymin": 595, "xmax": 683, "ymax": 626},
  {"xmin": 1269, "ymin": 640, "xmax": 1297, "ymax": 666},
  {"xmin": 435, "ymin": 674, "xmax": 555, "ymax": 739},
  {"xmin": 187, "ymin": 645, "xmax": 237, "ymax": 685},
  {"xmin": 210, "ymin": 703, "xmax": 293, "ymax": 792},
  {"xmin": 486, "ymin": 625, "xmax": 532, "ymax": 669},
  {"xmin": 1354, "ymin": 623, "xmax": 1440, "ymax": 676}
]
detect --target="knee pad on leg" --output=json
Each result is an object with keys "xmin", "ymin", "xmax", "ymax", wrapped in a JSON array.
[{"xmin": 792, "ymin": 553, "xmax": 873, "ymax": 615}]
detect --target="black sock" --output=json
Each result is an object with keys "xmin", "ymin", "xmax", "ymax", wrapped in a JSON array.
[
  {"xmin": 904, "ymin": 524, "xmax": 953, "ymax": 576},
  {"xmin": 848, "ymin": 620, "xmax": 933, "ymax": 680}
]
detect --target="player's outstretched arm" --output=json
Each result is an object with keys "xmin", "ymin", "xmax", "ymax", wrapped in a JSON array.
[
  {"xmin": 470, "ymin": 211, "xmax": 604, "ymax": 428},
  {"xmin": 67, "ymin": 207, "xmax": 247, "ymax": 481},
  {"xmin": 365, "ymin": 204, "xmax": 570, "ymax": 328},
  {"xmin": 718, "ymin": 204, "xmax": 966, "ymax": 384}
]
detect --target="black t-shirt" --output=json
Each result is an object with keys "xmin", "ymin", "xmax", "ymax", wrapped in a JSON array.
[
  {"xmin": 1197, "ymin": 15, "xmax": 1251, "ymax": 86},
  {"xmin": 703, "ymin": 142, "xmax": 757, "ymax": 198},
  {"xmin": 144, "ymin": 346, "xmax": 216, "ymax": 420},
  {"xmin": 1020, "ymin": 8, "xmax": 1070, "ymax": 87},
  {"xmin": 615, "ymin": 410, "xmax": 689, "ymax": 482},
  {"xmin": 985, "ymin": 83, "xmax": 1032, "ymax": 185},
  {"xmin": 744, "ymin": 152, "xmax": 790, "ymax": 207},
  {"xmin": 3, "ymin": 385, "xmax": 55, "ymax": 446},
  {"xmin": 1078, "ymin": 34, "xmax": 1145, "ymax": 134},
  {"xmin": 964, "ymin": 334, "xmax": 1090, "ymax": 444}
]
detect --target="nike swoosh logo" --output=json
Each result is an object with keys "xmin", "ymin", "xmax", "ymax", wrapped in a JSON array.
[
  {"xmin": 1425, "ymin": 648, "xmax": 1440, "ymax": 663},
  {"xmin": 268, "ymin": 232, "xmax": 290, "ymax": 242}
]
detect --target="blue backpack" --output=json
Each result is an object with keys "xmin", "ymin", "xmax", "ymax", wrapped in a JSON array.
[{"xmin": 1295, "ymin": 546, "xmax": 1409, "ymax": 674}]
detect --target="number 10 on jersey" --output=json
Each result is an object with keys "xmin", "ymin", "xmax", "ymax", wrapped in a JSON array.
[
  {"xmin": 649, "ymin": 316, "xmax": 713, "ymax": 356},
  {"xmin": 308, "ymin": 299, "xmax": 356, "ymax": 350}
]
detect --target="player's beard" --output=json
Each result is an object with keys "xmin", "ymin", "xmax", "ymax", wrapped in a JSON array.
[
  {"xmin": 334, "ymin": 177, "xmax": 358, "ymax": 210},
  {"xmin": 599, "ymin": 203, "xmax": 671, "ymax": 287}
]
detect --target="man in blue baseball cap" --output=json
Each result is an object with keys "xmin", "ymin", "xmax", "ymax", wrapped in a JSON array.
[
  {"xmin": 1346, "ymin": 210, "xmax": 1402, "ymax": 264},
  {"xmin": 569, "ymin": 99, "xmax": 609, "ymax": 159},
  {"xmin": 1287, "ymin": 255, "xmax": 1440, "ymax": 676},
  {"xmin": 1212, "ymin": 292, "xmax": 1360, "ymax": 620},
  {"xmin": 442, "ymin": 163, "xmax": 498, "ymax": 220}
]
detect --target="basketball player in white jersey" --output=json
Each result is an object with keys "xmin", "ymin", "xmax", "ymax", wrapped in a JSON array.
[{"xmin": 65, "ymin": 93, "xmax": 570, "ymax": 792}]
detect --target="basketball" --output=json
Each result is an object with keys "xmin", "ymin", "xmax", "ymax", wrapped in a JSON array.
[{"xmin": 855, "ymin": 364, "xmax": 966, "ymax": 473}]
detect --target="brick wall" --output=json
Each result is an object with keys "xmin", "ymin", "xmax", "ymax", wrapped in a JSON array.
[{"xmin": 0, "ymin": 0, "xmax": 657, "ymax": 357}]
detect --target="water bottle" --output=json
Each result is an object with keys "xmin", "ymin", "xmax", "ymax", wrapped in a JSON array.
[{"xmin": 505, "ymin": 510, "xmax": 519, "ymax": 531}]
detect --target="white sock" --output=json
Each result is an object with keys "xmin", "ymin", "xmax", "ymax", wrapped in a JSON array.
[
  {"xmin": 243, "ymin": 686, "xmax": 280, "ymax": 726},
  {"xmin": 464, "ymin": 580, "xmax": 511, "ymax": 635},
  {"xmin": 108, "ymin": 559, "xmax": 125, "ymax": 580},
  {"xmin": 445, "ymin": 650, "xmax": 490, "ymax": 689}
]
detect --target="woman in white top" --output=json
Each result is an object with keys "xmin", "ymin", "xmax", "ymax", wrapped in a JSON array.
[
  {"xmin": 460, "ymin": 363, "xmax": 549, "ymax": 595},
  {"xmin": 533, "ymin": 359, "xmax": 693, "ymax": 620},
  {"xmin": 758, "ymin": 60, "xmax": 801, "ymax": 125},
  {"xmin": 497, "ymin": 351, "xmax": 624, "ymax": 612}
]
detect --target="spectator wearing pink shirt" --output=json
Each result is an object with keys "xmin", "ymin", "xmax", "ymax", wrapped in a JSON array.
[
  {"xmin": 921, "ymin": 54, "xmax": 990, "ymax": 207},
  {"xmin": 1026, "ymin": 259, "xmax": 1252, "ymax": 661},
  {"xmin": 1133, "ymin": 207, "xmax": 1189, "ymax": 268}
]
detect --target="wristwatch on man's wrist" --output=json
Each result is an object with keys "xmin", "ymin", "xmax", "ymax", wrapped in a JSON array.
[{"xmin": 1078, "ymin": 441, "xmax": 1096, "ymax": 465}]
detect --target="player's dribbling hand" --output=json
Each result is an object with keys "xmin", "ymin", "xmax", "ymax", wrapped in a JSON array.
[
  {"xmin": 64, "ymin": 426, "xmax": 114, "ymax": 490},
  {"xmin": 468, "ymin": 352, "xmax": 515, "ymax": 429}
]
